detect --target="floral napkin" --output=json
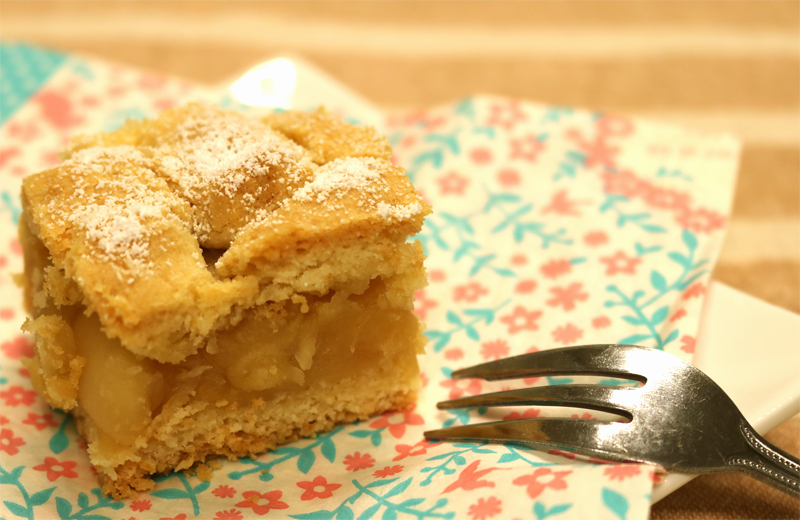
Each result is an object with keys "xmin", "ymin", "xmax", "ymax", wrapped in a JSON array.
[{"xmin": 0, "ymin": 43, "xmax": 739, "ymax": 520}]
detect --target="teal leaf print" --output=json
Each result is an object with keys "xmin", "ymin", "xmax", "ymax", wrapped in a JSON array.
[
  {"xmin": 533, "ymin": 501, "xmax": 573, "ymax": 519},
  {"xmin": 55, "ymin": 496, "xmax": 72, "ymax": 519},
  {"xmin": 383, "ymin": 478, "xmax": 413, "ymax": 499},
  {"xmin": 651, "ymin": 306, "xmax": 669, "ymax": 326},
  {"xmin": 149, "ymin": 488, "xmax": 190, "ymax": 500},
  {"xmin": 682, "ymin": 228, "xmax": 698, "ymax": 250},
  {"xmin": 294, "ymin": 478, "xmax": 455, "ymax": 520},
  {"xmin": 321, "ymin": 437, "xmax": 337, "ymax": 463},
  {"xmin": 349, "ymin": 428, "xmax": 383, "ymax": 447},
  {"xmin": 602, "ymin": 488, "xmax": 629, "ymax": 520},
  {"xmin": 229, "ymin": 427, "xmax": 343, "ymax": 481},
  {"xmin": 151, "ymin": 472, "xmax": 210, "ymax": 515},
  {"xmin": 650, "ymin": 271, "xmax": 667, "ymax": 292},
  {"xmin": 298, "ymin": 449, "xmax": 317, "ymax": 473},
  {"xmin": 28, "ymin": 487, "xmax": 55, "ymax": 506},
  {"xmin": 49, "ymin": 414, "xmax": 72, "ymax": 454},
  {"xmin": 4, "ymin": 501, "xmax": 29, "ymax": 518},
  {"xmin": 606, "ymin": 232, "xmax": 708, "ymax": 349}
]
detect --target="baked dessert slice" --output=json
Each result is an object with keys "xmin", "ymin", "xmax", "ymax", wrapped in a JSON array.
[{"xmin": 19, "ymin": 104, "xmax": 431, "ymax": 498}]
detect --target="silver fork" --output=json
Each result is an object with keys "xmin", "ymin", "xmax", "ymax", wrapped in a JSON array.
[{"xmin": 423, "ymin": 344, "xmax": 800, "ymax": 497}]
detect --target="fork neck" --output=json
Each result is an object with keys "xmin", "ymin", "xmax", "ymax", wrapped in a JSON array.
[{"xmin": 729, "ymin": 422, "xmax": 800, "ymax": 498}]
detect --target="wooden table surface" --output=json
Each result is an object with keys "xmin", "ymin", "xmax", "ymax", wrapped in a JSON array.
[{"xmin": 2, "ymin": 1, "xmax": 798, "ymax": 518}]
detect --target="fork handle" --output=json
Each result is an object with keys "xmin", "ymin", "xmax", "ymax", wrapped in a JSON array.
[{"xmin": 731, "ymin": 423, "xmax": 800, "ymax": 498}]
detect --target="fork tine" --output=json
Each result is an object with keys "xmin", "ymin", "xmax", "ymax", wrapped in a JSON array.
[
  {"xmin": 424, "ymin": 418, "xmax": 636, "ymax": 464},
  {"xmin": 452, "ymin": 344, "xmax": 654, "ymax": 382},
  {"xmin": 436, "ymin": 385, "xmax": 635, "ymax": 419}
]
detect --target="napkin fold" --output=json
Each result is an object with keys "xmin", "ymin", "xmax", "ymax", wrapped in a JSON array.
[{"xmin": 0, "ymin": 44, "xmax": 738, "ymax": 520}]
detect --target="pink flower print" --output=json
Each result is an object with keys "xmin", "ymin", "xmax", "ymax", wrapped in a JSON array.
[
  {"xmin": 373, "ymin": 465, "xmax": 404, "ymax": 478},
  {"xmin": 429, "ymin": 269, "xmax": 446, "ymax": 282},
  {"xmin": 22, "ymin": 413, "xmax": 59, "ymax": 431},
  {"xmin": 481, "ymin": 340, "xmax": 509, "ymax": 361},
  {"xmin": 440, "ymin": 377, "xmax": 482, "ymax": 400},
  {"xmin": 571, "ymin": 412, "xmax": 595, "ymax": 420},
  {"xmin": 500, "ymin": 306, "xmax": 542, "ymax": 334},
  {"xmin": 600, "ymin": 251, "xmax": 641, "ymax": 276},
  {"xmin": 413, "ymin": 290, "xmax": 437, "ymax": 320},
  {"xmin": 512, "ymin": 468, "xmax": 572, "ymax": 499},
  {"xmin": 161, "ymin": 514, "xmax": 188, "ymax": 520},
  {"xmin": 601, "ymin": 169, "xmax": 645, "ymax": 198},
  {"xmin": 510, "ymin": 134, "xmax": 545, "ymax": 162},
  {"xmin": 584, "ymin": 230, "xmax": 609, "ymax": 246},
  {"xmin": 130, "ymin": 499, "xmax": 152, "ymax": 512},
  {"xmin": 19, "ymin": 367, "xmax": 30, "ymax": 379},
  {"xmin": 552, "ymin": 324, "xmax": 583, "ymax": 345},
  {"xmin": 497, "ymin": 168, "xmax": 521, "ymax": 187},
  {"xmin": 444, "ymin": 348, "xmax": 464, "ymax": 361},
  {"xmin": 542, "ymin": 189, "xmax": 585, "ymax": 216},
  {"xmin": 33, "ymin": 457, "xmax": 78, "ymax": 481},
  {"xmin": 0, "ymin": 386, "xmax": 37, "ymax": 406},
  {"xmin": 592, "ymin": 316, "xmax": 611, "ymax": 329},
  {"xmin": 503, "ymin": 408, "xmax": 540, "ymax": 421},
  {"xmin": 604, "ymin": 465, "xmax": 642, "ymax": 481},
  {"xmin": 643, "ymin": 187, "xmax": 691, "ymax": 210},
  {"xmin": 369, "ymin": 406, "xmax": 424, "ymax": 438},
  {"xmin": 296, "ymin": 476, "xmax": 341, "ymax": 500},
  {"xmin": 0, "ymin": 429, "xmax": 25, "ymax": 455},
  {"xmin": 212, "ymin": 485, "xmax": 237, "ymax": 498},
  {"xmin": 683, "ymin": 282, "xmax": 706, "ymax": 300},
  {"xmin": 680, "ymin": 335, "xmax": 696, "ymax": 354},
  {"xmin": 487, "ymin": 101, "xmax": 526, "ymax": 130},
  {"xmin": 470, "ymin": 147, "xmax": 493, "ymax": 165},
  {"xmin": 1, "ymin": 337, "xmax": 34, "ymax": 359},
  {"xmin": 677, "ymin": 206, "xmax": 727, "ymax": 234},
  {"xmin": 0, "ymin": 416, "xmax": 8, "ymax": 425},
  {"xmin": 453, "ymin": 282, "xmax": 488, "ymax": 303},
  {"xmin": 670, "ymin": 309, "xmax": 687, "ymax": 322},
  {"xmin": 393, "ymin": 439, "xmax": 439, "ymax": 461},
  {"xmin": 214, "ymin": 511, "xmax": 244, "ymax": 520},
  {"xmin": 511, "ymin": 254, "xmax": 528, "ymax": 266},
  {"xmin": 0, "ymin": 148, "xmax": 20, "ymax": 169},
  {"xmin": 468, "ymin": 496, "xmax": 503, "ymax": 520},
  {"xmin": 546, "ymin": 283, "xmax": 589, "ymax": 311},
  {"xmin": 344, "ymin": 452, "xmax": 376, "ymax": 471},
  {"xmin": 442, "ymin": 460, "xmax": 505, "ymax": 493},
  {"xmin": 138, "ymin": 72, "xmax": 168, "ymax": 90},
  {"xmin": 597, "ymin": 115, "xmax": 634, "ymax": 137},
  {"xmin": 540, "ymin": 259, "xmax": 572, "ymax": 279},
  {"xmin": 33, "ymin": 90, "xmax": 84, "ymax": 129},
  {"xmin": 235, "ymin": 490, "xmax": 288, "ymax": 515},
  {"xmin": 438, "ymin": 171, "xmax": 469, "ymax": 195},
  {"xmin": 7, "ymin": 120, "xmax": 40, "ymax": 141},
  {"xmin": 566, "ymin": 128, "xmax": 619, "ymax": 169},
  {"xmin": 0, "ymin": 309, "xmax": 13, "ymax": 321},
  {"xmin": 515, "ymin": 280, "xmax": 537, "ymax": 294}
]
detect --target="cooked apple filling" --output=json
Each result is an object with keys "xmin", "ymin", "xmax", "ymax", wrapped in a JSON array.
[{"xmin": 19, "ymin": 105, "xmax": 430, "ymax": 497}]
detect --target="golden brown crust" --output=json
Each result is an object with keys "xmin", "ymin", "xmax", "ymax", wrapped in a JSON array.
[
  {"xmin": 94, "ymin": 383, "xmax": 417, "ymax": 499},
  {"xmin": 21, "ymin": 105, "xmax": 430, "ymax": 364},
  {"xmin": 264, "ymin": 107, "xmax": 393, "ymax": 165}
]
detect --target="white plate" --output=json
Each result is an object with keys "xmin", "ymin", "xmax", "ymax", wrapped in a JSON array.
[{"xmin": 223, "ymin": 55, "xmax": 800, "ymax": 502}]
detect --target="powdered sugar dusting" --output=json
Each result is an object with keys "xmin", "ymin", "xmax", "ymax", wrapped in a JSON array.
[
  {"xmin": 46, "ymin": 146, "xmax": 186, "ymax": 280},
  {"xmin": 287, "ymin": 157, "xmax": 423, "ymax": 221},
  {"xmin": 292, "ymin": 157, "xmax": 382, "ymax": 204},
  {"xmin": 153, "ymin": 106, "xmax": 314, "ymax": 243}
]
